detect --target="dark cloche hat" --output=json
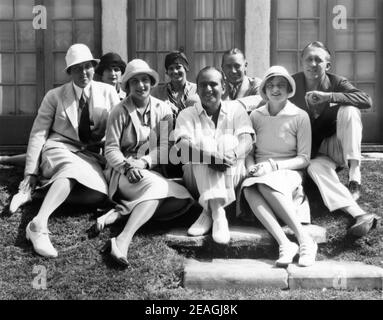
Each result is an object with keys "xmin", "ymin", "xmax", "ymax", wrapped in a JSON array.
[
  {"xmin": 95, "ymin": 52, "xmax": 127, "ymax": 75},
  {"xmin": 164, "ymin": 51, "xmax": 190, "ymax": 71}
]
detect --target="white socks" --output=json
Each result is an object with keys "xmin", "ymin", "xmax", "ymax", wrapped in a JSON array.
[{"xmin": 348, "ymin": 160, "xmax": 361, "ymax": 184}]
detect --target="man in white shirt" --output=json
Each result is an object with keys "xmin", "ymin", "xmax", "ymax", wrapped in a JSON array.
[{"xmin": 174, "ymin": 66, "xmax": 254, "ymax": 244}]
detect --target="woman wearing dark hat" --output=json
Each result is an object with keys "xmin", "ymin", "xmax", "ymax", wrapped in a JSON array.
[
  {"xmin": 151, "ymin": 51, "xmax": 197, "ymax": 118},
  {"xmin": 95, "ymin": 52, "xmax": 127, "ymax": 101},
  {"xmin": 151, "ymin": 51, "xmax": 197, "ymax": 178},
  {"xmin": 96, "ymin": 59, "xmax": 194, "ymax": 267}
]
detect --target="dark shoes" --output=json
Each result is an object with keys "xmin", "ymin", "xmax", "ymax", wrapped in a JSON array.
[
  {"xmin": 348, "ymin": 213, "xmax": 381, "ymax": 238},
  {"xmin": 348, "ymin": 181, "xmax": 361, "ymax": 201}
]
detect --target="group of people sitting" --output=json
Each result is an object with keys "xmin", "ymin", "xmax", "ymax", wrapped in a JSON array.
[{"xmin": 1, "ymin": 41, "xmax": 379, "ymax": 269}]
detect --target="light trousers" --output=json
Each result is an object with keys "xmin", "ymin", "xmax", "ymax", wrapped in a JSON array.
[{"xmin": 307, "ymin": 106, "xmax": 362, "ymax": 211}]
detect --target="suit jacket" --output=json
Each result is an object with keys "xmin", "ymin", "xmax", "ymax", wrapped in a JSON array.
[
  {"xmin": 290, "ymin": 72, "xmax": 372, "ymax": 156},
  {"xmin": 222, "ymin": 75, "xmax": 262, "ymax": 101},
  {"xmin": 25, "ymin": 80, "xmax": 120, "ymax": 175}
]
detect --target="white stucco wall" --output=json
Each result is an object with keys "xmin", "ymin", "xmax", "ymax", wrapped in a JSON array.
[
  {"xmin": 245, "ymin": 0, "xmax": 270, "ymax": 78},
  {"xmin": 101, "ymin": 0, "xmax": 127, "ymax": 62}
]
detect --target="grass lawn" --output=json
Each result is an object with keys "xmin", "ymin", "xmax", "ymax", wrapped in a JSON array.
[{"xmin": 0, "ymin": 160, "xmax": 382, "ymax": 300}]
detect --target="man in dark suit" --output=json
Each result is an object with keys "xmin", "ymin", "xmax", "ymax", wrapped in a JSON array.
[{"xmin": 290, "ymin": 41, "xmax": 378, "ymax": 237}]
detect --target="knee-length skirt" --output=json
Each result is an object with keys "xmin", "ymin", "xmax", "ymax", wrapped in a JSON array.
[
  {"xmin": 38, "ymin": 144, "xmax": 108, "ymax": 195},
  {"xmin": 106, "ymin": 167, "xmax": 194, "ymax": 217},
  {"xmin": 237, "ymin": 169, "xmax": 310, "ymax": 223}
]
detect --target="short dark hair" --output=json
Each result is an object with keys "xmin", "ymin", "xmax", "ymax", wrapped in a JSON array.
[
  {"xmin": 221, "ymin": 48, "xmax": 246, "ymax": 66},
  {"xmin": 196, "ymin": 66, "xmax": 225, "ymax": 86},
  {"xmin": 301, "ymin": 41, "xmax": 331, "ymax": 61}
]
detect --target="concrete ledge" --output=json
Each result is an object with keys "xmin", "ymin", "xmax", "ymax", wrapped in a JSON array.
[
  {"xmin": 288, "ymin": 260, "xmax": 383, "ymax": 290},
  {"xmin": 362, "ymin": 152, "xmax": 383, "ymax": 161},
  {"xmin": 183, "ymin": 259, "xmax": 383, "ymax": 290},
  {"xmin": 165, "ymin": 225, "xmax": 327, "ymax": 249},
  {"xmin": 184, "ymin": 258, "xmax": 288, "ymax": 290}
]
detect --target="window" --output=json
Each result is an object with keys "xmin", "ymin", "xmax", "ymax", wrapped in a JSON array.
[
  {"xmin": 0, "ymin": 0, "xmax": 101, "ymax": 146},
  {"xmin": 0, "ymin": 0, "xmax": 39, "ymax": 116},
  {"xmin": 271, "ymin": 0, "xmax": 382, "ymax": 143},
  {"xmin": 128, "ymin": 0, "xmax": 244, "ymax": 82}
]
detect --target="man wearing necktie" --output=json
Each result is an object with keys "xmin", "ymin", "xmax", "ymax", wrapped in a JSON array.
[
  {"xmin": 10, "ymin": 44, "xmax": 120, "ymax": 258},
  {"xmin": 78, "ymin": 91, "xmax": 91, "ymax": 143},
  {"xmin": 220, "ymin": 48, "xmax": 262, "ymax": 111}
]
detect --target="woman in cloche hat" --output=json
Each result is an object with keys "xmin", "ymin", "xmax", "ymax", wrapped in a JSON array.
[
  {"xmin": 10, "ymin": 43, "xmax": 120, "ymax": 258},
  {"xmin": 0, "ymin": 52, "xmax": 127, "ymax": 167},
  {"xmin": 95, "ymin": 52, "xmax": 127, "ymax": 100},
  {"xmin": 151, "ymin": 50, "xmax": 197, "ymax": 118},
  {"xmin": 95, "ymin": 59, "xmax": 194, "ymax": 267},
  {"xmin": 150, "ymin": 51, "xmax": 197, "ymax": 178},
  {"xmin": 239, "ymin": 66, "xmax": 318, "ymax": 268}
]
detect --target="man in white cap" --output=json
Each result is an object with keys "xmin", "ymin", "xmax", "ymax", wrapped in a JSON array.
[{"xmin": 10, "ymin": 43, "xmax": 119, "ymax": 258}]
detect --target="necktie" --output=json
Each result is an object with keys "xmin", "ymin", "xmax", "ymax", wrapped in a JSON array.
[
  {"xmin": 229, "ymin": 83, "xmax": 239, "ymax": 100},
  {"xmin": 78, "ymin": 92, "xmax": 91, "ymax": 143}
]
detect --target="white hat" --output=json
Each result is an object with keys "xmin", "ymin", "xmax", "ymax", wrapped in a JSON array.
[
  {"xmin": 64, "ymin": 43, "xmax": 99, "ymax": 73},
  {"xmin": 121, "ymin": 59, "xmax": 159, "ymax": 92},
  {"xmin": 259, "ymin": 65, "xmax": 296, "ymax": 101}
]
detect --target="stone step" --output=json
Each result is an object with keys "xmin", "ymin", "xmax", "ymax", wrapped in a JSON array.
[
  {"xmin": 165, "ymin": 224, "xmax": 327, "ymax": 249},
  {"xmin": 287, "ymin": 261, "xmax": 383, "ymax": 290},
  {"xmin": 184, "ymin": 259, "xmax": 383, "ymax": 290},
  {"xmin": 184, "ymin": 259, "xmax": 288, "ymax": 289}
]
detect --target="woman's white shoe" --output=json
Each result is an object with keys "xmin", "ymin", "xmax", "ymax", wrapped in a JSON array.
[
  {"xmin": 187, "ymin": 210, "xmax": 213, "ymax": 236},
  {"xmin": 275, "ymin": 242, "xmax": 299, "ymax": 267},
  {"xmin": 298, "ymin": 240, "xmax": 318, "ymax": 267},
  {"xmin": 212, "ymin": 218, "xmax": 230, "ymax": 244},
  {"xmin": 10, "ymin": 190, "xmax": 32, "ymax": 214},
  {"xmin": 26, "ymin": 222, "xmax": 58, "ymax": 258}
]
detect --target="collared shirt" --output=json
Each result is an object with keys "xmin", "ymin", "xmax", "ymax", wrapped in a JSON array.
[
  {"xmin": 72, "ymin": 81, "xmax": 93, "ymax": 124},
  {"xmin": 222, "ymin": 75, "xmax": 262, "ymax": 101},
  {"xmin": 250, "ymin": 100, "xmax": 311, "ymax": 163},
  {"xmin": 151, "ymin": 81, "xmax": 197, "ymax": 118},
  {"xmin": 175, "ymin": 99, "xmax": 254, "ymax": 156}
]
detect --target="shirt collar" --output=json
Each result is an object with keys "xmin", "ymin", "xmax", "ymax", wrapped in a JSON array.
[
  {"xmin": 73, "ymin": 81, "xmax": 92, "ymax": 100},
  {"xmin": 227, "ymin": 79, "xmax": 243, "ymax": 90},
  {"xmin": 195, "ymin": 99, "xmax": 227, "ymax": 116},
  {"xmin": 256, "ymin": 100, "xmax": 299, "ymax": 116},
  {"xmin": 167, "ymin": 81, "xmax": 194, "ymax": 95}
]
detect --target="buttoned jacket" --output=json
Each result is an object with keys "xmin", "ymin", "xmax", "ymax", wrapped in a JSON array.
[{"xmin": 25, "ymin": 80, "xmax": 119, "ymax": 175}]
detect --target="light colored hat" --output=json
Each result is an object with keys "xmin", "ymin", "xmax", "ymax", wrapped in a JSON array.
[
  {"xmin": 121, "ymin": 59, "xmax": 159, "ymax": 91},
  {"xmin": 64, "ymin": 43, "xmax": 99, "ymax": 73},
  {"xmin": 259, "ymin": 65, "xmax": 296, "ymax": 101}
]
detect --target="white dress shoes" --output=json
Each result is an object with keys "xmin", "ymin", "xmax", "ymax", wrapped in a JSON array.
[
  {"xmin": 26, "ymin": 222, "xmax": 58, "ymax": 258},
  {"xmin": 298, "ymin": 239, "xmax": 318, "ymax": 267},
  {"xmin": 212, "ymin": 218, "xmax": 231, "ymax": 244},
  {"xmin": 9, "ymin": 190, "xmax": 32, "ymax": 214},
  {"xmin": 275, "ymin": 241, "xmax": 299, "ymax": 267},
  {"xmin": 187, "ymin": 210, "xmax": 213, "ymax": 236}
]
